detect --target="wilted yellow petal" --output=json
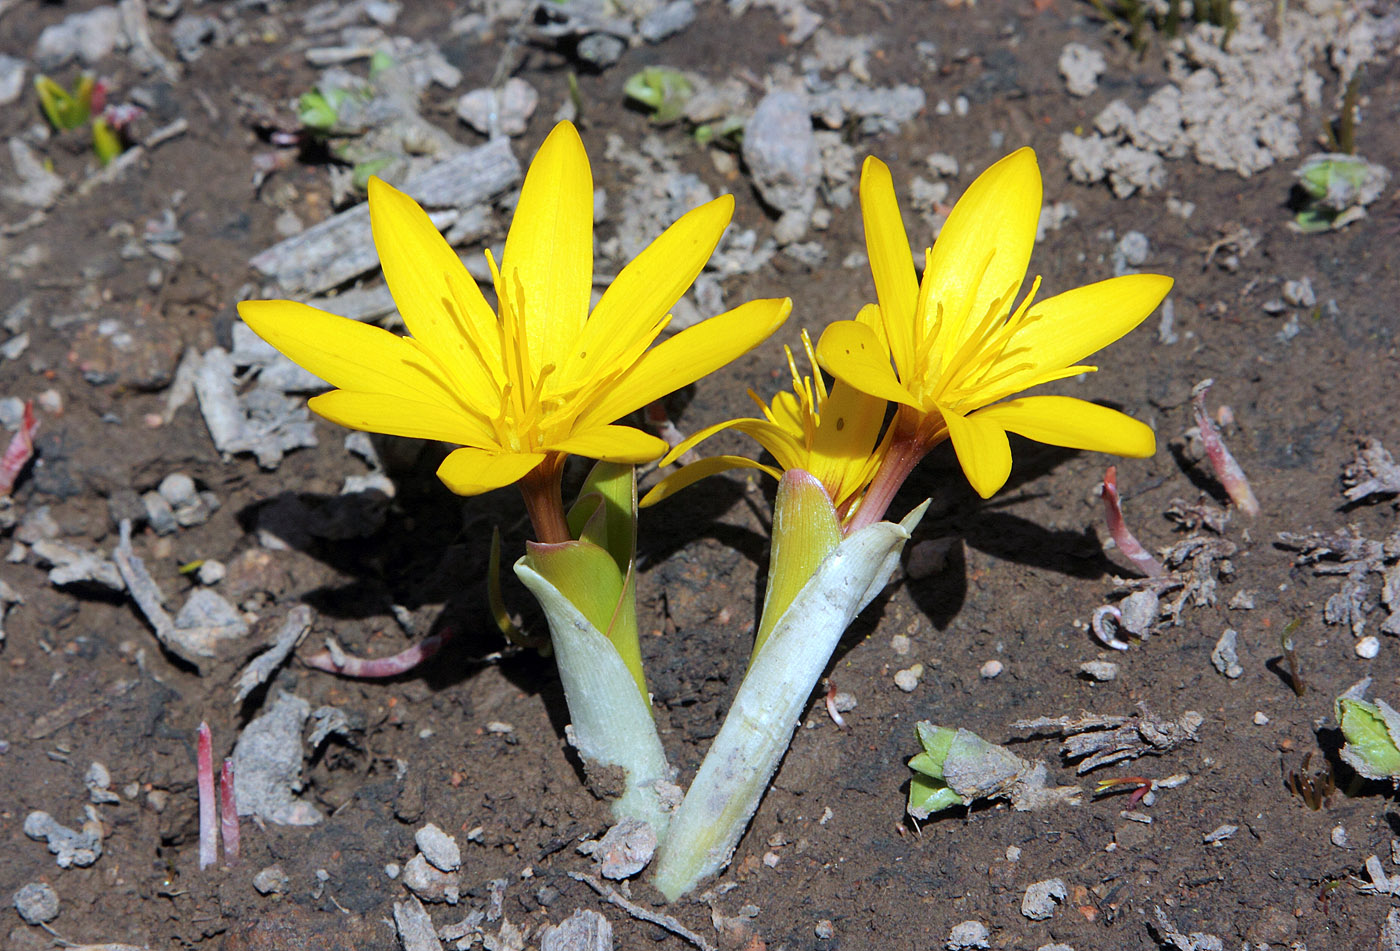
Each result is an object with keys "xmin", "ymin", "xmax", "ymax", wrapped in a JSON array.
[
  {"xmin": 973, "ymin": 396, "xmax": 1155, "ymax": 457},
  {"xmin": 503, "ymin": 122, "xmax": 593, "ymax": 373},
  {"xmin": 577, "ymin": 196, "xmax": 733, "ymax": 385},
  {"xmin": 816, "ymin": 320, "xmax": 918, "ymax": 407},
  {"xmin": 438, "ymin": 447, "xmax": 547, "ymax": 495},
  {"xmin": 925, "ymin": 148, "xmax": 1040, "ymax": 357},
  {"xmin": 641, "ymin": 455, "xmax": 780, "ymax": 507},
  {"xmin": 943, "ymin": 407, "xmax": 1012, "ymax": 499},
  {"xmin": 860, "ymin": 157, "xmax": 918, "ymax": 373},
  {"xmin": 580, "ymin": 297, "xmax": 791, "ymax": 428}
]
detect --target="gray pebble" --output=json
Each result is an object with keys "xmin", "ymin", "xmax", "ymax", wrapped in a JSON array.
[
  {"xmin": 415, "ymin": 823, "xmax": 461, "ymax": 872},
  {"xmin": 0, "ymin": 55, "xmax": 25, "ymax": 106},
  {"xmin": 197, "ymin": 559, "xmax": 226, "ymax": 585},
  {"xmin": 1079, "ymin": 660, "xmax": 1119, "ymax": 681},
  {"xmin": 639, "ymin": 0, "xmax": 695, "ymax": 42},
  {"xmin": 402, "ymin": 853, "xmax": 460, "ymax": 904},
  {"xmin": 13, "ymin": 882, "xmax": 59, "ymax": 924},
  {"xmin": 541, "ymin": 909, "xmax": 612, "ymax": 951},
  {"xmin": 158, "ymin": 472, "xmax": 198, "ymax": 508},
  {"xmin": 141, "ymin": 491, "xmax": 179, "ymax": 535},
  {"xmin": 947, "ymin": 920, "xmax": 990, "ymax": 949},
  {"xmin": 743, "ymin": 91, "xmax": 820, "ymax": 228},
  {"xmin": 1021, "ymin": 878, "xmax": 1067, "ymax": 920},
  {"xmin": 34, "ymin": 7, "xmax": 124, "ymax": 70},
  {"xmin": 252, "ymin": 864, "xmax": 289, "ymax": 895},
  {"xmin": 1283, "ymin": 276, "xmax": 1316, "ymax": 308}
]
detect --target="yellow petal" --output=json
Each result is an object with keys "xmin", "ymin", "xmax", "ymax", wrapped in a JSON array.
[
  {"xmin": 860, "ymin": 156, "xmax": 918, "ymax": 374},
  {"xmin": 640, "ymin": 455, "xmax": 780, "ymax": 507},
  {"xmin": 367, "ymin": 177, "xmax": 502, "ymax": 394},
  {"xmin": 658, "ymin": 416, "xmax": 797, "ymax": 469},
  {"xmin": 503, "ymin": 121, "xmax": 593, "ymax": 373},
  {"xmin": 437, "ymin": 447, "xmax": 546, "ymax": 495},
  {"xmin": 973, "ymin": 396, "xmax": 1156, "ymax": 458},
  {"xmin": 578, "ymin": 297, "xmax": 791, "ymax": 428},
  {"xmin": 816, "ymin": 320, "xmax": 918, "ymax": 407},
  {"xmin": 550, "ymin": 424, "xmax": 669, "ymax": 463},
  {"xmin": 308, "ymin": 390, "xmax": 497, "ymax": 446},
  {"xmin": 575, "ymin": 195, "xmax": 733, "ymax": 384},
  {"xmin": 239, "ymin": 300, "xmax": 465, "ymax": 408},
  {"xmin": 809, "ymin": 379, "xmax": 886, "ymax": 497},
  {"xmin": 943, "ymin": 406, "xmax": 1012, "ymax": 499},
  {"xmin": 997, "ymin": 274, "xmax": 1173, "ymax": 393},
  {"xmin": 926, "ymin": 148, "xmax": 1041, "ymax": 355}
]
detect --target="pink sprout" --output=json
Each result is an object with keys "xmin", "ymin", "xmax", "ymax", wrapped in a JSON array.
[
  {"xmin": 304, "ymin": 628, "xmax": 452, "ymax": 678},
  {"xmin": 1099, "ymin": 467, "xmax": 1164, "ymax": 577},
  {"xmin": 1191, "ymin": 379, "xmax": 1260, "ymax": 516},
  {"xmin": 196, "ymin": 722, "xmax": 217, "ymax": 870},
  {"xmin": 219, "ymin": 759, "xmax": 239, "ymax": 865},
  {"xmin": 0, "ymin": 400, "xmax": 39, "ymax": 497}
]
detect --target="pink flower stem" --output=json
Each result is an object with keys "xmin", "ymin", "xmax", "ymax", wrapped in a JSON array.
[
  {"xmin": 0, "ymin": 400, "xmax": 39, "ymax": 497},
  {"xmin": 1099, "ymin": 466, "xmax": 1164, "ymax": 577},
  {"xmin": 845, "ymin": 412, "xmax": 946, "ymax": 534},
  {"xmin": 219, "ymin": 759, "xmax": 239, "ymax": 865},
  {"xmin": 196, "ymin": 722, "xmax": 217, "ymax": 870},
  {"xmin": 1191, "ymin": 379, "xmax": 1260, "ymax": 516},
  {"xmin": 304, "ymin": 628, "xmax": 453, "ymax": 678}
]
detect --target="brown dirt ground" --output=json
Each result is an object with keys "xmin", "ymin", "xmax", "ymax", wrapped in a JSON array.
[{"xmin": 2, "ymin": 1, "xmax": 1399, "ymax": 949}]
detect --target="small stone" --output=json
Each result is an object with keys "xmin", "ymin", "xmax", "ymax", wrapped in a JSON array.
[
  {"xmin": 580, "ymin": 817, "xmax": 656, "ymax": 880},
  {"xmin": 1021, "ymin": 878, "xmax": 1067, "ymax": 920},
  {"xmin": 927, "ymin": 152, "xmax": 959, "ymax": 177},
  {"xmin": 1079, "ymin": 660, "xmax": 1119, "ymax": 681},
  {"xmin": 979, "ymin": 660, "xmax": 1003, "ymax": 679},
  {"xmin": 947, "ymin": 920, "xmax": 990, "ymax": 949},
  {"xmin": 894, "ymin": 664, "xmax": 923, "ymax": 692},
  {"xmin": 1253, "ymin": 711, "xmax": 1269, "ymax": 725},
  {"xmin": 252, "ymin": 864, "xmax": 289, "ymax": 895},
  {"xmin": 197, "ymin": 559, "xmax": 226, "ymax": 585},
  {"xmin": 141, "ymin": 491, "xmax": 179, "ymax": 535},
  {"xmin": 1058, "ymin": 42, "xmax": 1106, "ymax": 97},
  {"xmin": 541, "ymin": 909, "xmax": 612, "ymax": 951},
  {"xmin": 385, "ymin": 863, "xmax": 400, "ymax": 879},
  {"xmin": 415, "ymin": 823, "xmax": 461, "ymax": 872},
  {"xmin": 1356, "ymin": 636, "xmax": 1380, "ymax": 659},
  {"xmin": 1210, "ymin": 629, "xmax": 1244, "ymax": 679},
  {"xmin": 85, "ymin": 762, "xmax": 119, "ymax": 804},
  {"xmin": 1331, "ymin": 825, "xmax": 1349, "ymax": 848},
  {"xmin": 639, "ymin": 0, "xmax": 696, "ymax": 42},
  {"xmin": 890, "ymin": 634, "xmax": 912, "ymax": 656},
  {"xmin": 455, "ymin": 78, "xmax": 538, "ymax": 137},
  {"xmin": 1203, "ymin": 824, "xmax": 1237, "ymax": 845},
  {"xmin": 1118, "ymin": 590, "xmax": 1159, "ymax": 636},
  {"xmin": 402, "ymin": 853, "xmax": 460, "ymax": 904},
  {"xmin": 1283, "ymin": 277, "xmax": 1316, "ymax": 308},
  {"xmin": 13, "ymin": 882, "xmax": 59, "ymax": 924},
  {"xmin": 814, "ymin": 919, "xmax": 835, "ymax": 940},
  {"xmin": 762, "ymin": 851, "xmax": 780, "ymax": 867}
]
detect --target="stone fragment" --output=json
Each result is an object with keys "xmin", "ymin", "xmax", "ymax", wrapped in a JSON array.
[
  {"xmin": 947, "ymin": 920, "xmax": 990, "ymax": 949},
  {"xmin": 402, "ymin": 853, "xmax": 460, "ymax": 904},
  {"xmin": 13, "ymin": 882, "xmax": 59, "ymax": 925},
  {"xmin": 415, "ymin": 823, "xmax": 461, "ymax": 872},
  {"xmin": 252, "ymin": 864, "xmax": 289, "ymax": 895},
  {"xmin": 24, "ymin": 810, "xmax": 102, "ymax": 868},
  {"xmin": 1059, "ymin": 42, "xmax": 1105, "ymax": 97},
  {"xmin": 455, "ymin": 78, "xmax": 539, "ymax": 137},
  {"xmin": 232, "ymin": 691, "xmax": 322, "ymax": 825},
  {"xmin": 743, "ymin": 91, "xmax": 820, "ymax": 241},
  {"xmin": 1021, "ymin": 878, "xmax": 1067, "ymax": 920}
]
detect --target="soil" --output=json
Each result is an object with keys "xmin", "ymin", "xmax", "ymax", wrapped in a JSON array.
[{"xmin": 2, "ymin": 1, "xmax": 1399, "ymax": 949}]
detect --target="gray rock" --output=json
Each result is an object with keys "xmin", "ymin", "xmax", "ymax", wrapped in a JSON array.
[
  {"xmin": 174, "ymin": 588, "xmax": 248, "ymax": 640},
  {"xmin": 541, "ymin": 910, "xmax": 613, "ymax": 951},
  {"xmin": 232, "ymin": 691, "xmax": 323, "ymax": 825},
  {"xmin": 1059, "ymin": 42, "xmax": 1105, "ymax": 97},
  {"xmin": 24, "ymin": 810, "xmax": 102, "ymax": 868},
  {"xmin": 415, "ymin": 823, "xmax": 461, "ymax": 872},
  {"xmin": 0, "ymin": 55, "xmax": 25, "ymax": 106},
  {"xmin": 743, "ymin": 91, "xmax": 821, "ymax": 231},
  {"xmin": 579, "ymin": 817, "xmax": 656, "ymax": 880},
  {"xmin": 394, "ymin": 895, "xmax": 443, "ymax": 951},
  {"xmin": 13, "ymin": 881, "xmax": 59, "ymax": 924},
  {"xmin": 1021, "ymin": 878, "xmax": 1067, "ymax": 920},
  {"xmin": 34, "ymin": 7, "xmax": 125, "ymax": 69},
  {"xmin": 947, "ymin": 920, "xmax": 990, "ymax": 949},
  {"xmin": 4, "ymin": 138, "xmax": 66, "ymax": 209},
  {"xmin": 170, "ymin": 14, "xmax": 225, "ymax": 62},
  {"xmin": 639, "ymin": 0, "xmax": 695, "ymax": 42},
  {"xmin": 402, "ymin": 853, "xmax": 460, "ymax": 904},
  {"xmin": 455, "ymin": 78, "xmax": 539, "ymax": 137},
  {"xmin": 252, "ymin": 864, "xmax": 289, "ymax": 895},
  {"xmin": 1283, "ymin": 276, "xmax": 1316, "ymax": 308},
  {"xmin": 159, "ymin": 472, "xmax": 199, "ymax": 508}
]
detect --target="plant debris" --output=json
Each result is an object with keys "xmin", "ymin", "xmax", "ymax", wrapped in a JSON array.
[{"xmin": 1012, "ymin": 703, "xmax": 1204, "ymax": 774}]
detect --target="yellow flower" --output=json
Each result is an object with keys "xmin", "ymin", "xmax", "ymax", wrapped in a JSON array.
[
  {"xmin": 817, "ymin": 149, "xmax": 1172, "ymax": 500},
  {"xmin": 239, "ymin": 121, "xmax": 790, "ymax": 501},
  {"xmin": 640, "ymin": 329, "xmax": 887, "ymax": 521}
]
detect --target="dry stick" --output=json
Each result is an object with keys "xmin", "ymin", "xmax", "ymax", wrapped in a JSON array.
[
  {"xmin": 568, "ymin": 872, "xmax": 717, "ymax": 951},
  {"xmin": 1191, "ymin": 379, "xmax": 1260, "ymax": 516},
  {"xmin": 219, "ymin": 759, "xmax": 239, "ymax": 865},
  {"xmin": 303, "ymin": 628, "xmax": 453, "ymax": 678},
  {"xmin": 1099, "ymin": 466, "xmax": 1164, "ymax": 577},
  {"xmin": 196, "ymin": 723, "xmax": 217, "ymax": 870}
]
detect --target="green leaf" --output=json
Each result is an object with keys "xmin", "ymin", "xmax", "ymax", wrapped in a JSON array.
[
  {"xmin": 567, "ymin": 461, "xmax": 636, "ymax": 574},
  {"xmin": 623, "ymin": 67, "xmax": 693, "ymax": 125},
  {"xmin": 92, "ymin": 116, "xmax": 122, "ymax": 164},
  {"xmin": 1338, "ymin": 696, "xmax": 1400, "ymax": 780},
  {"xmin": 908, "ymin": 773, "xmax": 965, "ymax": 819}
]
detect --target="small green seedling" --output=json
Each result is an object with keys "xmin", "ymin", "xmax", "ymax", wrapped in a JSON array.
[
  {"xmin": 1336, "ymin": 694, "xmax": 1400, "ymax": 782},
  {"xmin": 1292, "ymin": 153, "xmax": 1391, "ymax": 233},
  {"xmin": 623, "ymin": 67, "xmax": 693, "ymax": 125},
  {"xmin": 35, "ymin": 74, "xmax": 98, "ymax": 131}
]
